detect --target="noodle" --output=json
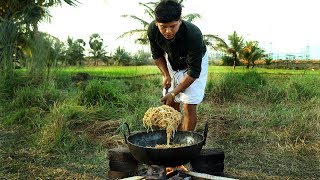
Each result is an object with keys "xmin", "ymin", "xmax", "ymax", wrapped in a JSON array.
[{"xmin": 142, "ymin": 105, "xmax": 182, "ymax": 145}]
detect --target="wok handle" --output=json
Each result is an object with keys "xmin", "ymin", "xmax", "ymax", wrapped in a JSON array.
[
  {"xmin": 203, "ymin": 121, "xmax": 208, "ymax": 146},
  {"xmin": 123, "ymin": 122, "xmax": 131, "ymax": 144}
]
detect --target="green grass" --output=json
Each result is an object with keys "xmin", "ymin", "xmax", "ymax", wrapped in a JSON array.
[
  {"xmin": 1, "ymin": 66, "xmax": 319, "ymax": 179},
  {"xmin": 57, "ymin": 66, "xmax": 160, "ymax": 77}
]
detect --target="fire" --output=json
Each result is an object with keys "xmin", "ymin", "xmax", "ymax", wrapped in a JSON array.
[{"xmin": 166, "ymin": 165, "xmax": 188, "ymax": 175}]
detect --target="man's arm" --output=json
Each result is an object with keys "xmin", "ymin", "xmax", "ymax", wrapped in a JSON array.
[
  {"xmin": 172, "ymin": 75, "xmax": 195, "ymax": 96},
  {"xmin": 161, "ymin": 74, "xmax": 196, "ymax": 105},
  {"xmin": 154, "ymin": 55, "xmax": 196, "ymax": 95},
  {"xmin": 154, "ymin": 56, "xmax": 169, "ymax": 77},
  {"xmin": 154, "ymin": 56, "xmax": 171, "ymax": 89}
]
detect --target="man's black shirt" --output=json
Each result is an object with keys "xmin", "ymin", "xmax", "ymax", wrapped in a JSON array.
[{"xmin": 147, "ymin": 20, "xmax": 207, "ymax": 78}]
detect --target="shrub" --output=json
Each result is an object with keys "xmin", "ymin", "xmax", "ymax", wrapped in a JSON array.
[
  {"xmin": 79, "ymin": 79, "xmax": 124, "ymax": 106},
  {"xmin": 209, "ymin": 71, "xmax": 267, "ymax": 102},
  {"xmin": 132, "ymin": 50, "xmax": 152, "ymax": 66},
  {"xmin": 288, "ymin": 75, "xmax": 320, "ymax": 101},
  {"xmin": 112, "ymin": 47, "xmax": 132, "ymax": 66},
  {"xmin": 11, "ymin": 84, "xmax": 62, "ymax": 110},
  {"xmin": 264, "ymin": 57, "xmax": 273, "ymax": 65},
  {"xmin": 221, "ymin": 55, "xmax": 240, "ymax": 66},
  {"xmin": 260, "ymin": 84, "xmax": 288, "ymax": 103},
  {"xmin": 35, "ymin": 103, "xmax": 92, "ymax": 153}
]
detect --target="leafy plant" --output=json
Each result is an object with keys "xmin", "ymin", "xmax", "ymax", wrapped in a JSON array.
[
  {"xmin": 65, "ymin": 37, "xmax": 86, "ymax": 66},
  {"xmin": 264, "ymin": 56, "xmax": 273, "ymax": 65},
  {"xmin": 210, "ymin": 71, "xmax": 266, "ymax": 102},
  {"xmin": 132, "ymin": 50, "xmax": 152, "ymax": 65},
  {"xmin": 79, "ymin": 79, "xmax": 125, "ymax": 106},
  {"xmin": 221, "ymin": 55, "xmax": 238, "ymax": 66},
  {"xmin": 206, "ymin": 31, "xmax": 245, "ymax": 68},
  {"xmin": 112, "ymin": 47, "xmax": 132, "ymax": 66},
  {"xmin": 241, "ymin": 41, "xmax": 266, "ymax": 68},
  {"xmin": 89, "ymin": 33, "xmax": 108, "ymax": 66}
]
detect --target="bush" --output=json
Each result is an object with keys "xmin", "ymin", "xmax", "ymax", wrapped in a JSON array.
[
  {"xmin": 112, "ymin": 47, "xmax": 132, "ymax": 66},
  {"xmin": 260, "ymin": 84, "xmax": 288, "ymax": 103},
  {"xmin": 79, "ymin": 79, "xmax": 125, "ymax": 106},
  {"xmin": 11, "ymin": 83, "xmax": 62, "ymax": 110},
  {"xmin": 221, "ymin": 55, "xmax": 240, "ymax": 66},
  {"xmin": 264, "ymin": 57, "xmax": 273, "ymax": 65},
  {"xmin": 132, "ymin": 50, "xmax": 152, "ymax": 66},
  {"xmin": 35, "ymin": 104, "xmax": 92, "ymax": 153},
  {"xmin": 209, "ymin": 71, "xmax": 267, "ymax": 102},
  {"xmin": 286, "ymin": 75, "xmax": 320, "ymax": 101}
]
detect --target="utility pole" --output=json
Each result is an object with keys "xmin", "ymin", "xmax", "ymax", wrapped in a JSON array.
[
  {"xmin": 305, "ymin": 43, "xmax": 310, "ymax": 60},
  {"xmin": 269, "ymin": 42, "xmax": 273, "ymax": 59}
]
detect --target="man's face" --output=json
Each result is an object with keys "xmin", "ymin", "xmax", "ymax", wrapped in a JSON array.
[{"xmin": 156, "ymin": 20, "xmax": 181, "ymax": 40}]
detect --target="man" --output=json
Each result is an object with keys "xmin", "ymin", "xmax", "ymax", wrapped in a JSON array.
[{"xmin": 147, "ymin": 0, "xmax": 208, "ymax": 131}]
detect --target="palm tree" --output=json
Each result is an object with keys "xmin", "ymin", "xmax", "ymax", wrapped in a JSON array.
[
  {"xmin": 65, "ymin": 37, "xmax": 85, "ymax": 66},
  {"xmin": 204, "ymin": 31, "xmax": 244, "ymax": 68},
  {"xmin": 0, "ymin": 0, "xmax": 78, "ymax": 37},
  {"xmin": 89, "ymin": 33, "xmax": 107, "ymax": 66},
  {"xmin": 0, "ymin": 0, "xmax": 78, "ymax": 73},
  {"xmin": 227, "ymin": 31, "xmax": 245, "ymax": 68},
  {"xmin": 242, "ymin": 41, "xmax": 266, "ymax": 68},
  {"xmin": 118, "ymin": 0, "xmax": 201, "ymax": 45},
  {"xmin": 118, "ymin": 2, "xmax": 156, "ymax": 45}
]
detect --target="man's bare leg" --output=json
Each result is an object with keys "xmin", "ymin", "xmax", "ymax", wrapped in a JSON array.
[
  {"xmin": 182, "ymin": 104, "xmax": 197, "ymax": 131},
  {"xmin": 170, "ymin": 101, "xmax": 180, "ymax": 111}
]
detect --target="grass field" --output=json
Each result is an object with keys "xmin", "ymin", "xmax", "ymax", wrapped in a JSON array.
[{"xmin": 0, "ymin": 66, "xmax": 319, "ymax": 179}]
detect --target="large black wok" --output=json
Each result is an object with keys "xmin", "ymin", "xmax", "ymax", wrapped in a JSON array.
[{"xmin": 124, "ymin": 122, "xmax": 208, "ymax": 167}]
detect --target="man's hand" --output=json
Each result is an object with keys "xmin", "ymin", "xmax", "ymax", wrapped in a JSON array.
[
  {"xmin": 161, "ymin": 92, "xmax": 174, "ymax": 105},
  {"xmin": 162, "ymin": 75, "xmax": 171, "ymax": 89}
]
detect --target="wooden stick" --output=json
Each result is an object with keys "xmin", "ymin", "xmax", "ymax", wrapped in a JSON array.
[{"xmin": 119, "ymin": 176, "xmax": 145, "ymax": 180}]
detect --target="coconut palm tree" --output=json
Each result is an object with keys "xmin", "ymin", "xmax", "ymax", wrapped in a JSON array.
[
  {"xmin": 0, "ymin": 0, "xmax": 78, "ymax": 37},
  {"xmin": 204, "ymin": 31, "xmax": 245, "ymax": 68},
  {"xmin": 227, "ymin": 31, "xmax": 245, "ymax": 68},
  {"xmin": 0, "ymin": 0, "xmax": 78, "ymax": 72},
  {"xmin": 118, "ymin": 2, "xmax": 156, "ymax": 45},
  {"xmin": 242, "ymin": 41, "xmax": 266, "ymax": 68}
]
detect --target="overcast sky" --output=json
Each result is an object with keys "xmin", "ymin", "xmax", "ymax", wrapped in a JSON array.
[{"xmin": 39, "ymin": 0, "xmax": 320, "ymax": 59}]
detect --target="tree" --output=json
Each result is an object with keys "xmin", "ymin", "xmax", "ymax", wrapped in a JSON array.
[
  {"xmin": 89, "ymin": 33, "xmax": 107, "ymax": 66},
  {"xmin": 227, "ymin": 31, "xmax": 245, "ymax": 68},
  {"xmin": 242, "ymin": 41, "xmax": 266, "ymax": 68},
  {"xmin": 204, "ymin": 31, "xmax": 245, "ymax": 68},
  {"xmin": 112, "ymin": 47, "xmax": 131, "ymax": 66},
  {"xmin": 65, "ymin": 37, "xmax": 85, "ymax": 66},
  {"xmin": 0, "ymin": 0, "xmax": 78, "ymax": 75},
  {"xmin": 132, "ymin": 50, "xmax": 151, "ymax": 66}
]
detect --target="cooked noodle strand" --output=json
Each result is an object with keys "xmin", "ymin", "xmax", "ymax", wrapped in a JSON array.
[{"xmin": 142, "ymin": 105, "xmax": 182, "ymax": 145}]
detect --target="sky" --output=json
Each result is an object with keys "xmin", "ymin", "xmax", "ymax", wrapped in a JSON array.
[{"xmin": 39, "ymin": 0, "xmax": 320, "ymax": 59}]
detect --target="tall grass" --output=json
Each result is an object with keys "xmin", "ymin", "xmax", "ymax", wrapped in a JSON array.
[
  {"xmin": 0, "ymin": 19, "xmax": 18, "ymax": 99},
  {"xmin": 202, "ymin": 70, "xmax": 320, "ymax": 179},
  {"xmin": 207, "ymin": 71, "xmax": 267, "ymax": 102},
  {"xmin": 35, "ymin": 102, "xmax": 93, "ymax": 153},
  {"xmin": 1, "ymin": 67, "xmax": 319, "ymax": 179}
]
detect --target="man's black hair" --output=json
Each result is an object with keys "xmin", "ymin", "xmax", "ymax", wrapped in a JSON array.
[{"xmin": 155, "ymin": 0, "xmax": 182, "ymax": 23}]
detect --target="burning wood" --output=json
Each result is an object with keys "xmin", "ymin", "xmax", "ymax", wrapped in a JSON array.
[
  {"xmin": 119, "ymin": 164, "xmax": 238, "ymax": 180},
  {"xmin": 166, "ymin": 165, "xmax": 188, "ymax": 175}
]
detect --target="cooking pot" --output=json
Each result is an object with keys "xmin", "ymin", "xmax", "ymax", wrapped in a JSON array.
[{"xmin": 124, "ymin": 122, "xmax": 208, "ymax": 167}]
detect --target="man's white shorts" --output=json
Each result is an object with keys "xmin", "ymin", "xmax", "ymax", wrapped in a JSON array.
[{"xmin": 163, "ymin": 51, "xmax": 209, "ymax": 104}]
